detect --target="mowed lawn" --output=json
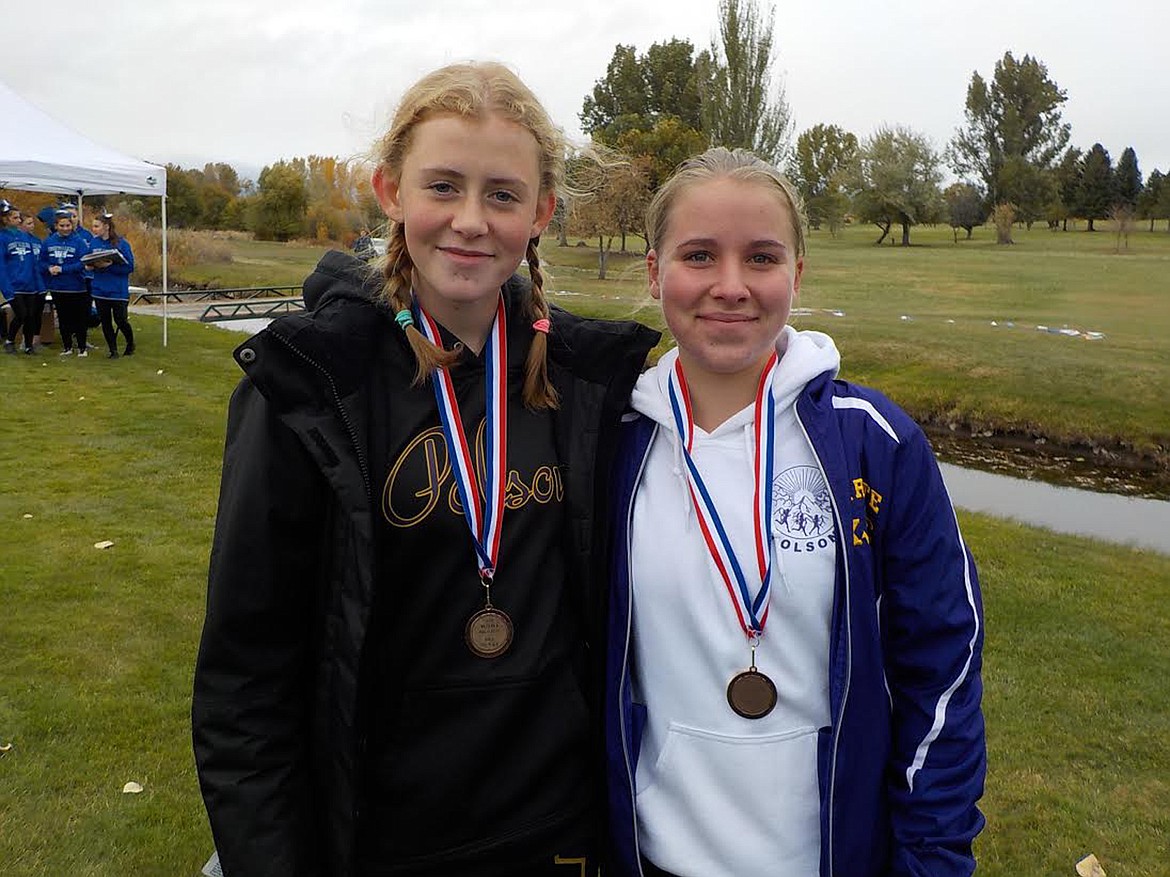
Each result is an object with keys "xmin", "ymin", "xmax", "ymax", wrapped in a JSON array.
[{"xmin": 182, "ymin": 221, "xmax": 1170, "ymax": 458}]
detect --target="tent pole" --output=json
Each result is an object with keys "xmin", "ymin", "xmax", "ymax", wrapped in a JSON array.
[{"xmin": 162, "ymin": 195, "xmax": 169, "ymax": 347}]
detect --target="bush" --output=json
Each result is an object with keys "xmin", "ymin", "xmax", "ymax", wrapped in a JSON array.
[{"xmin": 116, "ymin": 214, "xmax": 232, "ymax": 287}]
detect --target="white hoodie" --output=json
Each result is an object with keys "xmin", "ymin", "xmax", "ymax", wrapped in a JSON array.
[{"xmin": 628, "ymin": 326, "xmax": 842, "ymax": 877}]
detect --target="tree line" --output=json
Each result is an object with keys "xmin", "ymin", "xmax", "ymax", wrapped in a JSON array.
[
  {"xmin": 106, "ymin": 156, "xmax": 383, "ymax": 243},
  {"xmin": 17, "ymin": 0, "xmax": 1162, "ymax": 260},
  {"xmin": 568, "ymin": 0, "xmax": 1170, "ymax": 256}
]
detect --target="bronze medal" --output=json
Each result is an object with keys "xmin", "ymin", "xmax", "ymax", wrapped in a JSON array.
[
  {"xmin": 726, "ymin": 667, "xmax": 778, "ymax": 719},
  {"xmin": 465, "ymin": 607, "xmax": 514, "ymax": 658}
]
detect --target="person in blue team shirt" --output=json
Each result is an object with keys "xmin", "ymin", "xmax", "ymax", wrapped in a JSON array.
[
  {"xmin": 59, "ymin": 201, "xmax": 96, "ymax": 245},
  {"xmin": 2, "ymin": 202, "xmax": 46, "ymax": 353},
  {"xmin": 0, "ymin": 201, "xmax": 15, "ymax": 344},
  {"xmin": 19, "ymin": 212, "xmax": 46, "ymax": 352},
  {"xmin": 40, "ymin": 210, "xmax": 91, "ymax": 356},
  {"xmin": 88, "ymin": 212, "xmax": 136, "ymax": 357}
]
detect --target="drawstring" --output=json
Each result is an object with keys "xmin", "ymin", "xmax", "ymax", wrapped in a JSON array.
[{"xmin": 669, "ymin": 433, "xmax": 695, "ymax": 529}]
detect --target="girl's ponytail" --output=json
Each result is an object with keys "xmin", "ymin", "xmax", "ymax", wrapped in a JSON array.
[
  {"xmin": 380, "ymin": 223, "xmax": 458, "ymax": 383},
  {"xmin": 522, "ymin": 237, "xmax": 558, "ymax": 410}
]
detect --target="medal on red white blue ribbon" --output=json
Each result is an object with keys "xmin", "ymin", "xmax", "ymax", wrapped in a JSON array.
[
  {"xmin": 667, "ymin": 352, "xmax": 780, "ymax": 718},
  {"xmin": 415, "ymin": 295, "xmax": 513, "ymax": 658}
]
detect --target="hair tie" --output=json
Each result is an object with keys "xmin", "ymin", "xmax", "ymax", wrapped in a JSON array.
[
  {"xmin": 532, "ymin": 318, "xmax": 550, "ymax": 335},
  {"xmin": 395, "ymin": 308, "xmax": 414, "ymax": 330}
]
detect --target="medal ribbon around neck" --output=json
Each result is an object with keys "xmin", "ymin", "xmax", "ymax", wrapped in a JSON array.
[
  {"xmin": 414, "ymin": 295, "xmax": 508, "ymax": 579},
  {"xmin": 667, "ymin": 352, "xmax": 779, "ymax": 639}
]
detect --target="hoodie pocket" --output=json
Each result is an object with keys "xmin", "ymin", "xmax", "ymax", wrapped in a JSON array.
[{"xmin": 634, "ymin": 722, "xmax": 821, "ymax": 875}]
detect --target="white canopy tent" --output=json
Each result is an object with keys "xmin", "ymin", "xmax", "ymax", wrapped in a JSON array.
[{"xmin": 0, "ymin": 78, "xmax": 173, "ymax": 343}]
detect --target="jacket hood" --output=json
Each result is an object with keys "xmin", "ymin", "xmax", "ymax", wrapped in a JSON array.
[
  {"xmin": 302, "ymin": 248, "xmax": 386, "ymax": 312},
  {"xmin": 631, "ymin": 325, "xmax": 840, "ymax": 434}
]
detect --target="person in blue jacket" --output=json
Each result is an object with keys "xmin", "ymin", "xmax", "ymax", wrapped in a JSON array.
[
  {"xmin": 604, "ymin": 147, "xmax": 986, "ymax": 877},
  {"xmin": 59, "ymin": 201, "xmax": 95, "ymax": 245},
  {"xmin": 40, "ymin": 209, "xmax": 91, "ymax": 356},
  {"xmin": 2, "ymin": 202, "xmax": 46, "ymax": 354},
  {"xmin": 0, "ymin": 202, "xmax": 14, "ymax": 345},
  {"xmin": 88, "ymin": 212, "xmax": 136, "ymax": 357}
]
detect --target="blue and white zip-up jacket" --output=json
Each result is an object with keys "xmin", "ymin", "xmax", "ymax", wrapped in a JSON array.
[
  {"xmin": 39, "ymin": 230, "xmax": 89, "ymax": 292},
  {"xmin": 605, "ymin": 333, "xmax": 985, "ymax": 877},
  {"xmin": 2, "ymin": 228, "xmax": 46, "ymax": 297},
  {"xmin": 88, "ymin": 237, "xmax": 135, "ymax": 301}
]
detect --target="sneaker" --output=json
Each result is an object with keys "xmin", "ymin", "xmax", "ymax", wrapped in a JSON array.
[
  {"xmin": 77, "ymin": 350, "xmax": 88, "ymax": 358},
  {"xmin": 123, "ymin": 344, "xmax": 135, "ymax": 356},
  {"xmin": 107, "ymin": 350, "xmax": 120, "ymax": 359},
  {"xmin": 24, "ymin": 346, "xmax": 34, "ymax": 355},
  {"xmin": 3, "ymin": 342, "xmax": 14, "ymax": 355},
  {"xmin": 59, "ymin": 349, "xmax": 74, "ymax": 357}
]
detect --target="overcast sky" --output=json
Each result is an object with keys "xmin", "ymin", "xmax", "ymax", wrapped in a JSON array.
[{"xmin": 6, "ymin": 0, "xmax": 1169, "ymax": 183}]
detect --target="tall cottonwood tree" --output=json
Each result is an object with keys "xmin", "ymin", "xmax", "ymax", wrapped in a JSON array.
[
  {"xmin": 950, "ymin": 52, "xmax": 1071, "ymax": 211},
  {"xmin": 699, "ymin": 0, "xmax": 792, "ymax": 163}
]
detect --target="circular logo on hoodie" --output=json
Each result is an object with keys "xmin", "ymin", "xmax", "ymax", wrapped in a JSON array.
[{"xmin": 772, "ymin": 466, "xmax": 834, "ymax": 538}]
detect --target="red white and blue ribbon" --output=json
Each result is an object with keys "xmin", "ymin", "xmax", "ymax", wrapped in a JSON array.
[
  {"xmin": 415, "ymin": 296, "xmax": 508, "ymax": 579},
  {"xmin": 667, "ymin": 353, "xmax": 779, "ymax": 638}
]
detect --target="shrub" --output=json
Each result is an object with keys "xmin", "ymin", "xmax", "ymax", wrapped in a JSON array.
[{"xmin": 116, "ymin": 214, "xmax": 232, "ymax": 287}]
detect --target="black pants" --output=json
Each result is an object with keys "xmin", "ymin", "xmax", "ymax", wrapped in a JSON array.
[
  {"xmin": 11, "ymin": 293, "xmax": 46, "ymax": 349},
  {"xmin": 53, "ymin": 291, "xmax": 91, "ymax": 352},
  {"xmin": 96, "ymin": 299, "xmax": 134, "ymax": 353}
]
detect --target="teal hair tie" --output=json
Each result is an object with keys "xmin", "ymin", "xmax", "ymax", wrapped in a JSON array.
[{"xmin": 395, "ymin": 308, "xmax": 414, "ymax": 330}]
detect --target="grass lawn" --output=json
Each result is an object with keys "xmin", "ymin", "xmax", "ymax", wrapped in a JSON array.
[
  {"xmin": 0, "ymin": 313, "xmax": 1168, "ymax": 875},
  {"xmin": 174, "ymin": 222, "xmax": 1170, "ymax": 464},
  {"xmin": 545, "ymin": 222, "xmax": 1170, "ymax": 464}
]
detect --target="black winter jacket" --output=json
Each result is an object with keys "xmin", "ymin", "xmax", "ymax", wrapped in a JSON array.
[{"xmin": 192, "ymin": 251, "xmax": 659, "ymax": 877}]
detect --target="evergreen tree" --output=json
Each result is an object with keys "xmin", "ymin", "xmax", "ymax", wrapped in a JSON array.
[
  {"xmin": 1114, "ymin": 147, "xmax": 1143, "ymax": 211},
  {"xmin": 1077, "ymin": 144, "xmax": 1115, "ymax": 231},
  {"xmin": 1053, "ymin": 147, "xmax": 1083, "ymax": 230},
  {"xmin": 1137, "ymin": 169, "xmax": 1164, "ymax": 231}
]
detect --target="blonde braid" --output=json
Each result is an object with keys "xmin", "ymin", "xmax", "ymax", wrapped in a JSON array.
[
  {"xmin": 380, "ymin": 223, "xmax": 458, "ymax": 384},
  {"xmin": 522, "ymin": 237, "xmax": 559, "ymax": 410}
]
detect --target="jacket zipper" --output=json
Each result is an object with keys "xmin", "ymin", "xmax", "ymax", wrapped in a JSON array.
[
  {"xmin": 622, "ymin": 424, "xmax": 657, "ymax": 877},
  {"xmin": 264, "ymin": 330, "xmax": 372, "ymax": 501},
  {"xmin": 795, "ymin": 402, "xmax": 851, "ymax": 877}
]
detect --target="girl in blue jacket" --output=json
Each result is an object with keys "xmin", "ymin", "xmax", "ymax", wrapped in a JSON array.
[
  {"xmin": 605, "ymin": 148, "xmax": 986, "ymax": 877},
  {"xmin": 88, "ymin": 212, "xmax": 136, "ymax": 357},
  {"xmin": 40, "ymin": 210, "xmax": 91, "ymax": 356},
  {"xmin": 2, "ymin": 203, "xmax": 46, "ymax": 354}
]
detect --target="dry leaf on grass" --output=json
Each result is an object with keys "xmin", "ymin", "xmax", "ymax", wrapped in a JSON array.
[
  {"xmin": 122, "ymin": 781, "xmax": 143, "ymax": 794},
  {"xmin": 94, "ymin": 540, "xmax": 115, "ymax": 550}
]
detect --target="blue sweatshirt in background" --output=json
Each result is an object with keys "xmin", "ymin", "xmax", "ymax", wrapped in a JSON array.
[
  {"xmin": 88, "ymin": 237, "xmax": 135, "ymax": 301},
  {"xmin": 2, "ymin": 228, "xmax": 46, "ymax": 295},
  {"xmin": 40, "ymin": 231, "xmax": 90, "ymax": 291}
]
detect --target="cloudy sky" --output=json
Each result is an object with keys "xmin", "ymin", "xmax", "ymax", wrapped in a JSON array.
[{"xmin": 6, "ymin": 0, "xmax": 1169, "ymax": 182}]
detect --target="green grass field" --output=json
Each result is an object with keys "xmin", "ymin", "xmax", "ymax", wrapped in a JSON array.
[
  {"xmin": 0, "ymin": 312, "xmax": 1168, "ymax": 875},
  {"xmin": 172, "ymin": 222, "xmax": 1170, "ymax": 469}
]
